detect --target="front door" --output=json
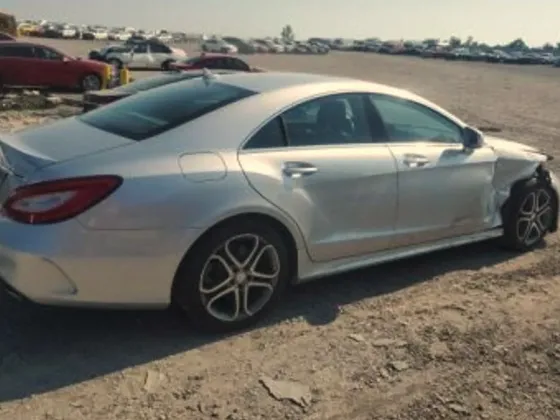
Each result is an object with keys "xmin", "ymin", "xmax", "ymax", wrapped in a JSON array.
[
  {"xmin": 238, "ymin": 92, "xmax": 399, "ymax": 262},
  {"xmin": 149, "ymin": 43, "xmax": 172, "ymax": 68},
  {"xmin": 369, "ymin": 93, "xmax": 497, "ymax": 247},
  {"xmin": 32, "ymin": 46, "xmax": 75, "ymax": 88},
  {"xmin": 130, "ymin": 43, "xmax": 152, "ymax": 68}
]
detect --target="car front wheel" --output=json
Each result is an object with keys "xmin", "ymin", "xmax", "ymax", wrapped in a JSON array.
[
  {"xmin": 501, "ymin": 177, "xmax": 557, "ymax": 251},
  {"xmin": 81, "ymin": 74, "xmax": 102, "ymax": 91},
  {"xmin": 172, "ymin": 219, "xmax": 290, "ymax": 333}
]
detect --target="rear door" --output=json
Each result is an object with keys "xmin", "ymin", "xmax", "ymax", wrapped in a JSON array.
[
  {"xmin": 0, "ymin": 44, "xmax": 36, "ymax": 86},
  {"xmin": 149, "ymin": 42, "xmax": 172, "ymax": 67},
  {"xmin": 238, "ymin": 92, "xmax": 399, "ymax": 262}
]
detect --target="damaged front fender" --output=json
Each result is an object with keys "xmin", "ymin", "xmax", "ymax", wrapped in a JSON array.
[{"xmin": 484, "ymin": 135, "xmax": 559, "ymax": 230}]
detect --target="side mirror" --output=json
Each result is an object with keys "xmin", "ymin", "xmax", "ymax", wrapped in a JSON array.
[
  {"xmin": 62, "ymin": 56, "xmax": 71, "ymax": 63},
  {"xmin": 462, "ymin": 126, "xmax": 484, "ymax": 149}
]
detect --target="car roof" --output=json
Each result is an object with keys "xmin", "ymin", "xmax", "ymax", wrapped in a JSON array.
[
  {"xmin": 0, "ymin": 41, "xmax": 47, "ymax": 48},
  {"xmin": 213, "ymin": 71, "xmax": 412, "ymax": 97}
]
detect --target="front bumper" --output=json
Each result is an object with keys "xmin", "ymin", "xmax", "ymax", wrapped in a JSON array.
[{"xmin": 0, "ymin": 217, "xmax": 202, "ymax": 308}]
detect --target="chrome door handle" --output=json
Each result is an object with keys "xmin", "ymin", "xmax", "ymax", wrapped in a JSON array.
[
  {"xmin": 403, "ymin": 155, "xmax": 429, "ymax": 168},
  {"xmin": 282, "ymin": 162, "xmax": 318, "ymax": 178}
]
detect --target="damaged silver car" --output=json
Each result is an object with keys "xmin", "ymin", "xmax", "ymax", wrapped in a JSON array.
[{"xmin": 0, "ymin": 71, "xmax": 557, "ymax": 332}]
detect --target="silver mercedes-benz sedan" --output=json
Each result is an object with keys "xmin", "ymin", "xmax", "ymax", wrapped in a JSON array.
[{"xmin": 0, "ymin": 71, "xmax": 558, "ymax": 332}]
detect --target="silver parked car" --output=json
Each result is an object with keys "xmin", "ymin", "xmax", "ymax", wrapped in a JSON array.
[{"xmin": 0, "ymin": 71, "xmax": 558, "ymax": 332}]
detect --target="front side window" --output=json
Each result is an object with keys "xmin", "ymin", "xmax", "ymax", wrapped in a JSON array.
[
  {"xmin": 34, "ymin": 47, "xmax": 63, "ymax": 60},
  {"xmin": 79, "ymin": 80, "xmax": 256, "ymax": 141},
  {"xmin": 150, "ymin": 43, "xmax": 171, "ymax": 53},
  {"xmin": 370, "ymin": 95, "xmax": 463, "ymax": 144}
]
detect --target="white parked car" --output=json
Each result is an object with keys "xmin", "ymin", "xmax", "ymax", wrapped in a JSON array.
[
  {"xmin": 155, "ymin": 31, "xmax": 173, "ymax": 43},
  {"xmin": 60, "ymin": 25, "xmax": 77, "ymax": 39},
  {"xmin": 0, "ymin": 72, "xmax": 556, "ymax": 333},
  {"xmin": 109, "ymin": 31, "xmax": 131, "ymax": 41},
  {"xmin": 92, "ymin": 29, "xmax": 109, "ymax": 40},
  {"xmin": 266, "ymin": 40, "xmax": 286, "ymax": 53},
  {"xmin": 202, "ymin": 39, "xmax": 238, "ymax": 54},
  {"xmin": 105, "ymin": 41, "xmax": 187, "ymax": 70}
]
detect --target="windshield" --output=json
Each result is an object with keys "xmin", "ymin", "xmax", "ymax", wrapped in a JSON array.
[{"xmin": 79, "ymin": 79, "xmax": 256, "ymax": 141}]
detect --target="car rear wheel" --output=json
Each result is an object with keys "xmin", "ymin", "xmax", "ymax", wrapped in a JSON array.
[
  {"xmin": 172, "ymin": 219, "xmax": 290, "ymax": 333},
  {"xmin": 500, "ymin": 177, "xmax": 557, "ymax": 251},
  {"xmin": 81, "ymin": 74, "xmax": 102, "ymax": 91}
]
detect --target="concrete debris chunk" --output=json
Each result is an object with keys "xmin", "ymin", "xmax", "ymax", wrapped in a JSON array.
[{"xmin": 260, "ymin": 376, "xmax": 312, "ymax": 408}]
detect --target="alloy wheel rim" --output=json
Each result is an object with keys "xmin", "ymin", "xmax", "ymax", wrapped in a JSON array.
[
  {"xmin": 83, "ymin": 75, "xmax": 100, "ymax": 91},
  {"xmin": 199, "ymin": 234, "xmax": 280, "ymax": 323},
  {"xmin": 516, "ymin": 189, "xmax": 553, "ymax": 246}
]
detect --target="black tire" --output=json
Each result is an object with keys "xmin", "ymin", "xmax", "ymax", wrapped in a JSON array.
[
  {"xmin": 161, "ymin": 60, "xmax": 174, "ymax": 71},
  {"xmin": 80, "ymin": 74, "xmax": 102, "ymax": 92},
  {"xmin": 108, "ymin": 58, "xmax": 123, "ymax": 69},
  {"xmin": 172, "ymin": 218, "xmax": 291, "ymax": 333},
  {"xmin": 500, "ymin": 177, "xmax": 557, "ymax": 251}
]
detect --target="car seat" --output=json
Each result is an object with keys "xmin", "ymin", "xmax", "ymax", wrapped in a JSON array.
[{"xmin": 316, "ymin": 100, "xmax": 355, "ymax": 143}]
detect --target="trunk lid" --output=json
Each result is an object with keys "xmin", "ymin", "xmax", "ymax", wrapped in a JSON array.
[{"xmin": 0, "ymin": 116, "xmax": 134, "ymax": 177}]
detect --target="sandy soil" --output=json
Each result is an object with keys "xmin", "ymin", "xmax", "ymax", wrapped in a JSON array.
[{"xmin": 1, "ymin": 40, "xmax": 560, "ymax": 420}]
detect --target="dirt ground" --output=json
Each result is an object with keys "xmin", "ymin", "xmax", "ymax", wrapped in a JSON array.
[{"xmin": 1, "ymin": 40, "xmax": 560, "ymax": 420}]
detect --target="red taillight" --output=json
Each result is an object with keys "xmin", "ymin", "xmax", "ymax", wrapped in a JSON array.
[{"xmin": 2, "ymin": 175, "xmax": 122, "ymax": 225}]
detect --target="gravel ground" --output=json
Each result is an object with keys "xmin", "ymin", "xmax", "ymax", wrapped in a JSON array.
[{"xmin": 1, "ymin": 39, "xmax": 560, "ymax": 420}]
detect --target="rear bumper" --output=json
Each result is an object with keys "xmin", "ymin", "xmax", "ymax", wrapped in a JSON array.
[{"xmin": 0, "ymin": 217, "xmax": 203, "ymax": 309}]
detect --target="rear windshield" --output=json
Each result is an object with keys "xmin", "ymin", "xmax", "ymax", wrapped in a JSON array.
[{"xmin": 79, "ymin": 79, "xmax": 256, "ymax": 141}]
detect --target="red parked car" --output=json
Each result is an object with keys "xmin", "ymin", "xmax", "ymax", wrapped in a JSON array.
[
  {"xmin": 170, "ymin": 53, "xmax": 264, "ymax": 72},
  {"xmin": 0, "ymin": 41, "xmax": 111, "ymax": 91}
]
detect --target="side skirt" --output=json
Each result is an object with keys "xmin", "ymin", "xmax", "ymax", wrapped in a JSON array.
[{"xmin": 296, "ymin": 228, "xmax": 504, "ymax": 283}]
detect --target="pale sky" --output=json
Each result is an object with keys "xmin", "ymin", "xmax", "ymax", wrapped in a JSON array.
[{"xmin": 5, "ymin": 0, "xmax": 559, "ymax": 47}]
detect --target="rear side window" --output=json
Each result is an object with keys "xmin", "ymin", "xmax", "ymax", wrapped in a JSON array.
[
  {"xmin": 228, "ymin": 58, "xmax": 250, "ymax": 71},
  {"xmin": 245, "ymin": 118, "xmax": 286, "ymax": 149},
  {"xmin": 181, "ymin": 57, "xmax": 203, "ymax": 65},
  {"xmin": 0, "ymin": 45, "xmax": 34, "ymax": 58},
  {"xmin": 79, "ymin": 79, "xmax": 256, "ymax": 141},
  {"xmin": 150, "ymin": 43, "xmax": 171, "ymax": 53}
]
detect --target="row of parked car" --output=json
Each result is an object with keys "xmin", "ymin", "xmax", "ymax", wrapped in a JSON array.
[
  {"xmin": 200, "ymin": 37, "xmax": 330, "ymax": 55},
  {"xmin": 17, "ymin": 20, "xmax": 194, "ymax": 43},
  {"xmin": 0, "ymin": 35, "xmax": 267, "ymax": 94},
  {"xmin": 87, "ymin": 39, "xmax": 266, "ymax": 73},
  {"xmin": 334, "ymin": 39, "xmax": 560, "ymax": 66}
]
